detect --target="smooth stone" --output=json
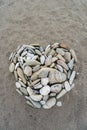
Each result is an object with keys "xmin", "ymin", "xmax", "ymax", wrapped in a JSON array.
[
  {"xmin": 68, "ymin": 58, "xmax": 74, "ymax": 70},
  {"xmin": 35, "ymin": 49, "xmax": 42, "ymax": 55},
  {"xmin": 33, "ymin": 65, "xmax": 41, "ymax": 72},
  {"xmin": 50, "ymin": 93, "xmax": 56, "ymax": 97},
  {"xmin": 56, "ymin": 48, "xmax": 65, "ymax": 56},
  {"xmin": 45, "ymin": 55, "xmax": 52, "ymax": 66},
  {"xmin": 64, "ymin": 81, "xmax": 71, "ymax": 91},
  {"xmin": 40, "ymin": 100, "xmax": 46, "ymax": 105},
  {"xmin": 56, "ymin": 101, "xmax": 62, "ymax": 107},
  {"xmin": 57, "ymin": 60, "xmax": 69, "ymax": 70},
  {"xmin": 19, "ymin": 80, "xmax": 26, "ymax": 87},
  {"xmin": 57, "ymin": 64, "xmax": 63, "ymax": 72},
  {"xmin": 16, "ymin": 89, "xmax": 23, "ymax": 95},
  {"xmin": 52, "ymin": 57, "xmax": 58, "ymax": 63},
  {"xmin": 26, "ymin": 100, "xmax": 34, "ymax": 107},
  {"xmin": 69, "ymin": 71, "xmax": 76, "ymax": 85},
  {"xmin": 51, "ymin": 84, "xmax": 62, "ymax": 93},
  {"xmin": 52, "ymin": 43, "xmax": 59, "ymax": 49},
  {"xmin": 17, "ymin": 67, "xmax": 26, "ymax": 84},
  {"xmin": 14, "ymin": 70, "xmax": 18, "ymax": 81},
  {"xmin": 68, "ymin": 70, "xmax": 72, "ymax": 79},
  {"xmin": 25, "ymin": 96, "xmax": 41, "ymax": 108},
  {"xmin": 15, "ymin": 62, "xmax": 20, "ymax": 70},
  {"xmin": 20, "ymin": 87, "xmax": 28, "ymax": 95},
  {"xmin": 24, "ymin": 66, "xmax": 32, "ymax": 76},
  {"xmin": 15, "ymin": 82, "xmax": 21, "ymax": 88},
  {"xmin": 70, "ymin": 49, "xmax": 77, "ymax": 62},
  {"xmin": 21, "ymin": 51, "xmax": 27, "ymax": 57},
  {"xmin": 30, "ymin": 94, "xmax": 42, "ymax": 101},
  {"xmin": 34, "ymin": 83, "xmax": 43, "ymax": 89},
  {"xmin": 56, "ymin": 89, "xmax": 67, "ymax": 99},
  {"xmin": 57, "ymin": 54, "xmax": 66, "ymax": 62},
  {"xmin": 50, "ymin": 63, "xmax": 55, "ymax": 68},
  {"xmin": 30, "ymin": 79, "xmax": 40, "ymax": 86},
  {"xmin": 49, "ymin": 69, "xmax": 66, "ymax": 84},
  {"xmin": 48, "ymin": 49, "xmax": 55, "ymax": 56},
  {"xmin": 44, "ymin": 45, "xmax": 51, "ymax": 55},
  {"xmin": 9, "ymin": 63, "xmax": 15, "ymax": 72},
  {"xmin": 64, "ymin": 52, "xmax": 71, "ymax": 62},
  {"xmin": 40, "ymin": 85, "xmax": 50, "ymax": 96},
  {"xmin": 43, "ymin": 95, "xmax": 49, "ymax": 101},
  {"xmin": 27, "ymin": 87, "xmax": 33, "ymax": 95},
  {"xmin": 43, "ymin": 98, "xmax": 56, "ymax": 109},
  {"xmin": 59, "ymin": 43, "xmax": 68, "ymax": 49},
  {"xmin": 41, "ymin": 78, "xmax": 49, "ymax": 86},
  {"xmin": 25, "ymin": 59, "xmax": 40, "ymax": 66},
  {"xmin": 40, "ymin": 55, "xmax": 45, "ymax": 65},
  {"xmin": 32, "ymin": 55, "xmax": 38, "ymax": 60}
]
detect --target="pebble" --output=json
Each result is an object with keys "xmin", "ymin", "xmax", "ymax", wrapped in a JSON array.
[
  {"xmin": 30, "ymin": 94, "xmax": 42, "ymax": 101},
  {"xmin": 30, "ymin": 79, "xmax": 40, "ymax": 86},
  {"xmin": 15, "ymin": 82, "xmax": 21, "ymax": 88},
  {"xmin": 40, "ymin": 85, "xmax": 51, "ymax": 96},
  {"xmin": 56, "ymin": 48, "xmax": 65, "ymax": 56},
  {"xmin": 26, "ymin": 96, "xmax": 41, "ymax": 108},
  {"xmin": 68, "ymin": 58, "xmax": 74, "ymax": 70},
  {"xmin": 45, "ymin": 55, "xmax": 52, "ymax": 66},
  {"xmin": 70, "ymin": 49, "xmax": 77, "ymax": 62},
  {"xmin": 69, "ymin": 71, "xmax": 76, "ymax": 85},
  {"xmin": 57, "ymin": 89, "xmax": 67, "ymax": 99},
  {"xmin": 56, "ymin": 101, "xmax": 62, "ymax": 107},
  {"xmin": 57, "ymin": 60, "xmax": 69, "ymax": 70},
  {"xmin": 20, "ymin": 87, "xmax": 28, "ymax": 95},
  {"xmin": 17, "ymin": 67, "xmax": 26, "ymax": 84},
  {"xmin": 9, "ymin": 43, "xmax": 77, "ymax": 109},
  {"xmin": 51, "ymin": 84, "xmax": 62, "ymax": 93},
  {"xmin": 40, "ymin": 55, "xmax": 45, "ymax": 64},
  {"xmin": 41, "ymin": 78, "xmax": 49, "ymax": 86},
  {"xmin": 24, "ymin": 66, "xmax": 32, "ymax": 76},
  {"xmin": 34, "ymin": 83, "xmax": 42, "ymax": 89},
  {"xmin": 9, "ymin": 63, "xmax": 15, "ymax": 72},
  {"xmin": 57, "ymin": 64, "xmax": 63, "ymax": 72},
  {"xmin": 64, "ymin": 52, "xmax": 71, "ymax": 62},
  {"xmin": 26, "ymin": 59, "xmax": 40, "ymax": 66},
  {"xmin": 49, "ymin": 69, "xmax": 66, "ymax": 84},
  {"xmin": 64, "ymin": 81, "xmax": 71, "ymax": 91},
  {"xmin": 43, "ymin": 98, "xmax": 56, "ymax": 109}
]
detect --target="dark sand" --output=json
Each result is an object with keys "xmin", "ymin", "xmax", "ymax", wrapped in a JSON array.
[{"xmin": 0, "ymin": 0, "xmax": 87, "ymax": 130}]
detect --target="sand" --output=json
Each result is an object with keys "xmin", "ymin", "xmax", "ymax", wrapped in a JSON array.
[{"xmin": 0, "ymin": 0, "xmax": 87, "ymax": 130}]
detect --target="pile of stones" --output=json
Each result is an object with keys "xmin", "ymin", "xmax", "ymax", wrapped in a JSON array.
[{"xmin": 9, "ymin": 43, "xmax": 77, "ymax": 109}]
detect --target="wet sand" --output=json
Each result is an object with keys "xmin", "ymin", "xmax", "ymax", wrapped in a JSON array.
[{"xmin": 0, "ymin": 0, "xmax": 87, "ymax": 130}]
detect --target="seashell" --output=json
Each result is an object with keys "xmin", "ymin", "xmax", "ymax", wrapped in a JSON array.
[
  {"xmin": 59, "ymin": 43, "xmax": 69, "ymax": 49},
  {"xmin": 57, "ymin": 64, "xmax": 63, "ymax": 72},
  {"xmin": 35, "ymin": 49, "xmax": 42, "ymax": 55},
  {"xmin": 27, "ymin": 87, "xmax": 33, "ymax": 96},
  {"xmin": 52, "ymin": 43, "xmax": 59, "ymax": 49},
  {"xmin": 33, "ymin": 83, "xmax": 42, "ymax": 89},
  {"xmin": 30, "ymin": 79, "xmax": 40, "ymax": 86},
  {"xmin": 57, "ymin": 54, "xmax": 66, "ymax": 62},
  {"xmin": 64, "ymin": 52, "xmax": 71, "ymax": 62},
  {"xmin": 44, "ymin": 45, "xmax": 51, "ymax": 55},
  {"xmin": 19, "ymin": 80, "xmax": 26, "ymax": 87}
]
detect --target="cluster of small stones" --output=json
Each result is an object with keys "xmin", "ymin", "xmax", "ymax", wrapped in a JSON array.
[{"xmin": 9, "ymin": 43, "xmax": 77, "ymax": 109}]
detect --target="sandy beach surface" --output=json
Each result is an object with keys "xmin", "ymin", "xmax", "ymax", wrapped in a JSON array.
[{"xmin": 0, "ymin": 0, "xmax": 87, "ymax": 130}]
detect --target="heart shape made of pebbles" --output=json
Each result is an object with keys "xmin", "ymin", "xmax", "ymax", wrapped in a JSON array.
[{"xmin": 9, "ymin": 43, "xmax": 77, "ymax": 109}]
